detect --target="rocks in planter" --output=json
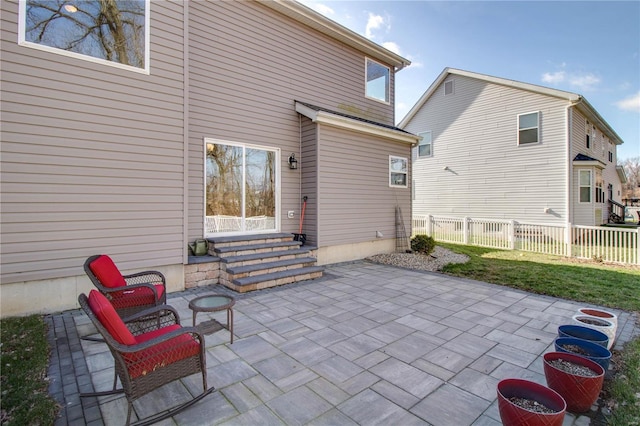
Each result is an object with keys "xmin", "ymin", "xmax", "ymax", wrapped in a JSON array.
[
  {"xmin": 554, "ymin": 337, "xmax": 612, "ymax": 371},
  {"xmin": 557, "ymin": 324, "xmax": 609, "ymax": 348},
  {"xmin": 497, "ymin": 378, "xmax": 566, "ymax": 426},
  {"xmin": 577, "ymin": 308, "xmax": 618, "ymax": 347},
  {"xmin": 543, "ymin": 352, "xmax": 605, "ymax": 413},
  {"xmin": 572, "ymin": 314, "xmax": 616, "ymax": 350}
]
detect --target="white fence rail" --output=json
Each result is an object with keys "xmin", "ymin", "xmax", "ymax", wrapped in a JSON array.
[
  {"xmin": 205, "ymin": 215, "xmax": 275, "ymax": 233},
  {"xmin": 413, "ymin": 215, "xmax": 640, "ymax": 265}
]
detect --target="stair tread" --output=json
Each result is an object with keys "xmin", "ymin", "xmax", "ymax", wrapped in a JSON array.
[
  {"xmin": 214, "ymin": 240, "xmax": 301, "ymax": 254},
  {"xmin": 226, "ymin": 257, "xmax": 318, "ymax": 274},
  {"xmin": 222, "ymin": 248, "xmax": 311, "ymax": 264},
  {"xmin": 207, "ymin": 233, "xmax": 293, "ymax": 244},
  {"xmin": 232, "ymin": 266, "xmax": 324, "ymax": 287}
]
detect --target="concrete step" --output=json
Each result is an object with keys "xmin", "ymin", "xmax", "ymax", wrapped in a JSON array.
[
  {"xmin": 208, "ymin": 233, "xmax": 295, "ymax": 248},
  {"xmin": 223, "ymin": 266, "xmax": 325, "ymax": 293},
  {"xmin": 225, "ymin": 257, "xmax": 318, "ymax": 277},
  {"xmin": 221, "ymin": 248, "xmax": 312, "ymax": 267},
  {"xmin": 214, "ymin": 240, "xmax": 301, "ymax": 256}
]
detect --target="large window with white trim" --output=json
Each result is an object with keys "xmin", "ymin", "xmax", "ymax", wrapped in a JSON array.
[
  {"xmin": 19, "ymin": 0, "xmax": 149, "ymax": 72},
  {"xmin": 517, "ymin": 111, "xmax": 540, "ymax": 145},
  {"xmin": 205, "ymin": 140, "xmax": 278, "ymax": 234},
  {"xmin": 366, "ymin": 58, "xmax": 390, "ymax": 103}
]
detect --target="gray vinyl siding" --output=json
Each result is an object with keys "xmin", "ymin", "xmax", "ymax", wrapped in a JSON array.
[
  {"xmin": 300, "ymin": 117, "xmax": 318, "ymax": 246},
  {"xmin": 317, "ymin": 126, "xmax": 412, "ymax": 246},
  {"xmin": 0, "ymin": 1, "xmax": 186, "ymax": 283},
  {"xmin": 404, "ymin": 75, "xmax": 568, "ymax": 224},
  {"xmin": 187, "ymin": 1, "xmax": 396, "ymax": 239}
]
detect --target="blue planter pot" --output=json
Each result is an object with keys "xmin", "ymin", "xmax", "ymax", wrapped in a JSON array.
[
  {"xmin": 554, "ymin": 337, "xmax": 611, "ymax": 371},
  {"xmin": 558, "ymin": 324, "xmax": 609, "ymax": 348}
]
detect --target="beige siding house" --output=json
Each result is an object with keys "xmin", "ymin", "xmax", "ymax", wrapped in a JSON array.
[
  {"xmin": 400, "ymin": 68, "xmax": 626, "ymax": 227},
  {"xmin": 0, "ymin": 0, "xmax": 419, "ymax": 317}
]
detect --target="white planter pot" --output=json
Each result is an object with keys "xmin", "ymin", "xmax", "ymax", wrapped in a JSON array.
[
  {"xmin": 577, "ymin": 308, "xmax": 618, "ymax": 329},
  {"xmin": 572, "ymin": 314, "xmax": 616, "ymax": 350}
]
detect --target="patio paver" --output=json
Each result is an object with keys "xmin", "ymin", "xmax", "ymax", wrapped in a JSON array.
[{"xmin": 46, "ymin": 261, "xmax": 639, "ymax": 426}]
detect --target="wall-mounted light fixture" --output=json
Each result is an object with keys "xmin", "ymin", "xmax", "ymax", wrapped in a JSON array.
[{"xmin": 288, "ymin": 153, "xmax": 298, "ymax": 170}]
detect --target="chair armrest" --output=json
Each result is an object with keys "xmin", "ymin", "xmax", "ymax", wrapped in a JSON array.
[
  {"xmin": 110, "ymin": 326, "xmax": 205, "ymax": 354},
  {"xmin": 102, "ymin": 281, "xmax": 161, "ymax": 300}
]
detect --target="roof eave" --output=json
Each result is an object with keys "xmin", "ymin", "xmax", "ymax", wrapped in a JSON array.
[
  {"xmin": 616, "ymin": 165, "xmax": 628, "ymax": 184},
  {"xmin": 260, "ymin": 0, "xmax": 411, "ymax": 71},
  {"xmin": 296, "ymin": 102, "xmax": 420, "ymax": 145}
]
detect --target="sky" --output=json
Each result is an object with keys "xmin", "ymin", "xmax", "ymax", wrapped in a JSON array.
[{"xmin": 298, "ymin": 0, "xmax": 640, "ymax": 161}]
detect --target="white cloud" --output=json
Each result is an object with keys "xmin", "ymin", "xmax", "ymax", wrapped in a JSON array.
[
  {"xmin": 568, "ymin": 73, "xmax": 601, "ymax": 91},
  {"xmin": 616, "ymin": 91, "xmax": 640, "ymax": 113},
  {"xmin": 542, "ymin": 71, "xmax": 565, "ymax": 84},
  {"xmin": 365, "ymin": 13, "xmax": 385, "ymax": 39},
  {"xmin": 314, "ymin": 3, "xmax": 334, "ymax": 16},
  {"xmin": 382, "ymin": 41, "xmax": 400, "ymax": 55},
  {"xmin": 541, "ymin": 69, "xmax": 601, "ymax": 92}
]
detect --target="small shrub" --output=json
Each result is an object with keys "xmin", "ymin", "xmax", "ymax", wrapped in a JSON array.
[{"xmin": 411, "ymin": 234, "xmax": 436, "ymax": 256}]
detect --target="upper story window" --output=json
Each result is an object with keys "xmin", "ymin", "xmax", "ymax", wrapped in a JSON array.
[
  {"xmin": 417, "ymin": 131, "xmax": 433, "ymax": 157},
  {"xmin": 517, "ymin": 111, "xmax": 540, "ymax": 145},
  {"xmin": 389, "ymin": 156, "xmax": 408, "ymax": 188},
  {"xmin": 444, "ymin": 80, "xmax": 454, "ymax": 96},
  {"xmin": 366, "ymin": 58, "xmax": 390, "ymax": 103},
  {"xmin": 19, "ymin": 0, "xmax": 149, "ymax": 73}
]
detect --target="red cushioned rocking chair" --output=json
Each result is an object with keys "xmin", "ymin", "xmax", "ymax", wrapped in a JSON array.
[
  {"xmin": 79, "ymin": 290, "xmax": 214, "ymax": 426},
  {"xmin": 84, "ymin": 254, "xmax": 167, "ymax": 319}
]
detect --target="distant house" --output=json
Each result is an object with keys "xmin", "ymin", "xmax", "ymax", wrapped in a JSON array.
[
  {"xmin": 400, "ymin": 68, "xmax": 626, "ymax": 227},
  {"xmin": 0, "ymin": 0, "xmax": 419, "ymax": 317}
]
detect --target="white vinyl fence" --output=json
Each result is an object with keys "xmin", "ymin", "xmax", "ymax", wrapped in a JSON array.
[{"xmin": 413, "ymin": 215, "xmax": 640, "ymax": 265}]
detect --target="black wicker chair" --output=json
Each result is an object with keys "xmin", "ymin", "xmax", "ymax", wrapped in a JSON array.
[
  {"xmin": 79, "ymin": 290, "xmax": 214, "ymax": 426},
  {"xmin": 84, "ymin": 254, "xmax": 167, "ymax": 319}
]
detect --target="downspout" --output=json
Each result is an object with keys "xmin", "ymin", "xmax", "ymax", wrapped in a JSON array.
[
  {"xmin": 565, "ymin": 103, "xmax": 574, "ymax": 257},
  {"xmin": 182, "ymin": 1, "xmax": 190, "ymax": 264}
]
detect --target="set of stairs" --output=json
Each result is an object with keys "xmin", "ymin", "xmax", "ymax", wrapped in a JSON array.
[{"xmin": 208, "ymin": 233, "xmax": 324, "ymax": 293}]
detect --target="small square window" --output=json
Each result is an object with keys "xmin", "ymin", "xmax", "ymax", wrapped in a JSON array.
[
  {"xmin": 389, "ymin": 156, "xmax": 408, "ymax": 188},
  {"xmin": 366, "ymin": 58, "xmax": 390, "ymax": 103},
  {"xmin": 418, "ymin": 131, "xmax": 432, "ymax": 157},
  {"xmin": 517, "ymin": 112, "xmax": 539, "ymax": 145},
  {"xmin": 444, "ymin": 80, "xmax": 454, "ymax": 96}
]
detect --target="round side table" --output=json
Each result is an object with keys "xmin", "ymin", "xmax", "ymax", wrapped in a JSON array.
[{"xmin": 189, "ymin": 294, "xmax": 235, "ymax": 343}]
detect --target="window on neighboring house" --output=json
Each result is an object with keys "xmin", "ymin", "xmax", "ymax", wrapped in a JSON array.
[
  {"xmin": 595, "ymin": 174, "xmax": 604, "ymax": 203},
  {"xmin": 389, "ymin": 156, "xmax": 408, "ymax": 188},
  {"xmin": 444, "ymin": 80, "xmax": 454, "ymax": 96},
  {"xmin": 517, "ymin": 112, "xmax": 539, "ymax": 145},
  {"xmin": 579, "ymin": 170, "xmax": 592, "ymax": 203},
  {"xmin": 585, "ymin": 134, "xmax": 591, "ymax": 149},
  {"xmin": 366, "ymin": 58, "xmax": 390, "ymax": 103},
  {"xmin": 20, "ymin": 0, "xmax": 149, "ymax": 72},
  {"xmin": 608, "ymin": 151, "xmax": 613, "ymax": 162},
  {"xmin": 418, "ymin": 131, "xmax": 433, "ymax": 157}
]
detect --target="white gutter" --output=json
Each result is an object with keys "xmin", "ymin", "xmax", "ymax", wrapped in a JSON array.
[{"xmin": 296, "ymin": 102, "xmax": 420, "ymax": 145}]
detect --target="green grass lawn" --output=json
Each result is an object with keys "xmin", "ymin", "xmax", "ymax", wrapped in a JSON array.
[
  {"xmin": 0, "ymin": 315, "xmax": 59, "ymax": 425},
  {"xmin": 438, "ymin": 242, "xmax": 640, "ymax": 312}
]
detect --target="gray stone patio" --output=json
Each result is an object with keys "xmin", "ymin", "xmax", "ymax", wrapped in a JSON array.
[{"xmin": 46, "ymin": 260, "xmax": 639, "ymax": 426}]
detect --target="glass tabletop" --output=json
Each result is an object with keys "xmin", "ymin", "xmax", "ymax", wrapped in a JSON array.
[{"xmin": 190, "ymin": 295, "xmax": 234, "ymax": 310}]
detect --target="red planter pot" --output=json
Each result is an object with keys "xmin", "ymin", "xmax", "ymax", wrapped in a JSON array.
[
  {"xmin": 497, "ymin": 378, "xmax": 566, "ymax": 426},
  {"xmin": 543, "ymin": 352, "xmax": 605, "ymax": 413}
]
